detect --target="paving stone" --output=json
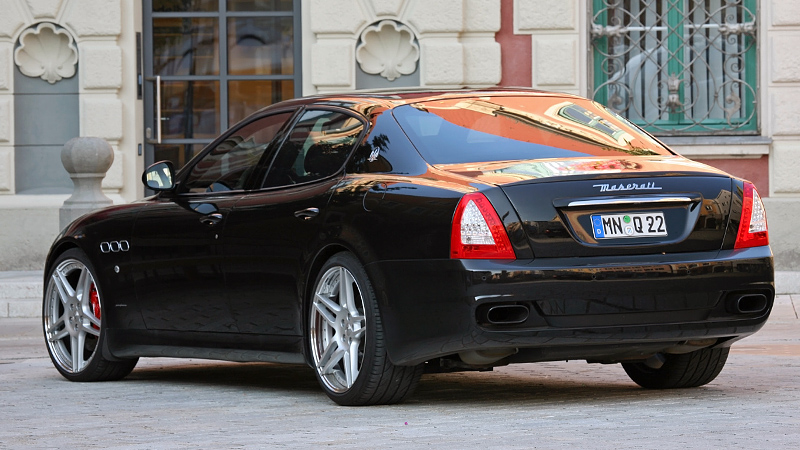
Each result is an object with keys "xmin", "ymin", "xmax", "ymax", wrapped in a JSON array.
[{"xmin": 0, "ymin": 312, "xmax": 798, "ymax": 449}]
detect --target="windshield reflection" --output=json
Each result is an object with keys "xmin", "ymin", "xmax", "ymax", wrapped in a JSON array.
[{"xmin": 393, "ymin": 95, "xmax": 671, "ymax": 165}]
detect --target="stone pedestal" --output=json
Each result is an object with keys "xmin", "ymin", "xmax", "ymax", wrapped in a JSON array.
[{"xmin": 59, "ymin": 137, "xmax": 114, "ymax": 230}]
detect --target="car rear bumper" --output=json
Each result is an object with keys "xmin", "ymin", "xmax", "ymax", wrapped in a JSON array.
[{"xmin": 369, "ymin": 246, "xmax": 774, "ymax": 366}]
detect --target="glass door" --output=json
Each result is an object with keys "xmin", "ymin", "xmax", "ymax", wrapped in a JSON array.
[{"xmin": 142, "ymin": 0, "xmax": 301, "ymax": 170}]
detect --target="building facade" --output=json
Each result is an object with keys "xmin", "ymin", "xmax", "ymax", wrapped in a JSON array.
[{"xmin": 1, "ymin": 0, "xmax": 799, "ymax": 270}]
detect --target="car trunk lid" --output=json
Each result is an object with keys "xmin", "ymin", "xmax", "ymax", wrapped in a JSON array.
[{"xmin": 437, "ymin": 156, "xmax": 735, "ymax": 258}]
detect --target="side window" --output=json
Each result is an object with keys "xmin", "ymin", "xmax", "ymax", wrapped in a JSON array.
[
  {"xmin": 263, "ymin": 110, "xmax": 364, "ymax": 188},
  {"xmin": 182, "ymin": 112, "xmax": 293, "ymax": 193}
]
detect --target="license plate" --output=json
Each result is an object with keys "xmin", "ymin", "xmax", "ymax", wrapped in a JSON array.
[{"xmin": 591, "ymin": 212, "xmax": 667, "ymax": 239}]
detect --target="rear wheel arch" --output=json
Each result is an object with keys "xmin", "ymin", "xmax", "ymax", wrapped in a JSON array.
[
  {"xmin": 303, "ymin": 229, "xmax": 385, "ymax": 311},
  {"xmin": 303, "ymin": 244, "xmax": 354, "ymax": 363},
  {"xmin": 306, "ymin": 250, "xmax": 423, "ymax": 405},
  {"xmin": 303, "ymin": 240, "xmax": 398, "ymax": 363}
]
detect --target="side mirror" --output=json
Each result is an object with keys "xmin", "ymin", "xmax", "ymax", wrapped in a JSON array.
[{"xmin": 142, "ymin": 161, "xmax": 175, "ymax": 191}]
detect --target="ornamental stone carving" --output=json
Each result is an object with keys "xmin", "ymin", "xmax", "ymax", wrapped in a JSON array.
[
  {"xmin": 356, "ymin": 20, "xmax": 419, "ymax": 81},
  {"xmin": 14, "ymin": 23, "xmax": 78, "ymax": 84}
]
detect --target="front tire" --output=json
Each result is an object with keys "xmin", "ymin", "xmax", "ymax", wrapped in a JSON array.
[
  {"xmin": 43, "ymin": 249, "xmax": 138, "ymax": 381},
  {"xmin": 308, "ymin": 252, "xmax": 423, "ymax": 406},
  {"xmin": 622, "ymin": 347, "xmax": 730, "ymax": 389}
]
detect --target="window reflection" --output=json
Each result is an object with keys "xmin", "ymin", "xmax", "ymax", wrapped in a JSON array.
[
  {"xmin": 227, "ymin": 17, "xmax": 293, "ymax": 75},
  {"xmin": 184, "ymin": 113, "xmax": 292, "ymax": 193},
  {"xmin": 228, "ymin": 80, "xmax": 294, "ymax": 126},
  {"xmin": 154, "ymin": 144, "xmax": 207, "ymax": 171},
  {"xmin": 264, "ymin": 111, "xmax": 364, "ymax": 187},
  {"xmin": 393, "ymin": 97, "xmax": 671, "ymax": 165},
  {"xmin": 160, "ymin": 81, "xmax": 220, "ymax": 139},
  {"xmin": 145, "ymin": 162, "xmax": 174, "ymax": 190},
  {"xmin": 153, "ymin": 17, "xmax": 219, "ymax": 76}
]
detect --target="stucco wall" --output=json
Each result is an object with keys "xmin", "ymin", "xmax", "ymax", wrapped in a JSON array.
[
  {"xmin": 0, "ymin": 0, "xmax": 132, "ymax": 196},
  {"xmin": 763, "ymin": 0, "xmax": 800, "ymax": 269},
  {"xmin": 513, "ymin": 0, "xmax": 586, "ymax": 96},
  {"xmin": 0, "ymin": 0, "xmax": 139, "ymax": 270},
  {"xmin": 0, "ymin": 0, "xmax": 798, "ymax": 270},
  {"xmin": 303, "ymin": 0, "xmax": 502, "ymax": 94}
]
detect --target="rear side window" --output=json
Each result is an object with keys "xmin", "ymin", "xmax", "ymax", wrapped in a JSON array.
[
  {"xmin": 263, "ymin": 109, "xmax": 364, "ymax": 188},
  {"xmin": 392, "ymin": 96, "xmax": 673, "ymax": 165}
]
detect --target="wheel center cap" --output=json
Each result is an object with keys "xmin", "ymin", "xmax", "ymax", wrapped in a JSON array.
[{"xmin": 338, "ymin": 314, "xmax": 359, "ymax": 341}]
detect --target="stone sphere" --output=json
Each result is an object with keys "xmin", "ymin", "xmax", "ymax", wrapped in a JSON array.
[{"xmin": 61, "ymin": 136, "xmax": 114, "ymax": 175}]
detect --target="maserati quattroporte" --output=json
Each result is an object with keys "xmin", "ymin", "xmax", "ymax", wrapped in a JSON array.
[{"xmin": 43, "ymin": 89, "xmax": 773, "ymax": 405}]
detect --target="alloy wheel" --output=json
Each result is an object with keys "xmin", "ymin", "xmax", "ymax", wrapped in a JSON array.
[
  {"xmin": 309, "ymin": 266, "xmax": 367, "ymax": 393},
  {"xmin": 43, "ymin": 258, "xmax": 102, "ymax": 373}
]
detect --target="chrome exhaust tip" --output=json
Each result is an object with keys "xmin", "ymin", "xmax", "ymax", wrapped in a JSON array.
[
  {"xmin": 485, "ymin": 304, "xmax": 529, "ymax": 325},
  {"xmin": 727, "ymin": 293, "xmax": 768, "ymax": 314}
]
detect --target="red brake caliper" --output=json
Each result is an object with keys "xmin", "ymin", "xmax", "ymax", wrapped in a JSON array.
[{"xmin": 89, "ymin": 284, "xmax": 101, "ymax": 329}]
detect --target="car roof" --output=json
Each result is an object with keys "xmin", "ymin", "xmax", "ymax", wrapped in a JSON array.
[{"xmin": 256, "ymin": 88, "xmax": 584, "ymax": 116}]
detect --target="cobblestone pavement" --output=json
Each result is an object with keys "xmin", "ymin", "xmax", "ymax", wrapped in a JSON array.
[{"xmin": 1, "ymin": 296, "xmax": 797, "ymax": 449}]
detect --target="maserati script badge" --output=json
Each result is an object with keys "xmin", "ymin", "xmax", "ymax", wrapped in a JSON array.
[{"xmin": 593, "ymin": 182, "xmax": 662, "ymax": 192}]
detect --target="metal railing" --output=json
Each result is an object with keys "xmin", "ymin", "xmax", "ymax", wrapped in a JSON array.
[{"xmin": 590, "ymin": 0, "xmax": 758, "ymax": 135}]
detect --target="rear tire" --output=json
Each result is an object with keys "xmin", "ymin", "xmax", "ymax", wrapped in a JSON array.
[
  {"xmin": 308, "ymin": 252, "xmax": 423, "ymax": 406},
  {"xmin": 43, "ymin": 249, "xmax": 138, "ymax": 382},
  {"xmin": 622, "ymin": 347, "xmax": 729, "ymax": 389}
]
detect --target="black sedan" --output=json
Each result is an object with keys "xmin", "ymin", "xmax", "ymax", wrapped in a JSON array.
[{"xmin": 43, "ymin": 89, "xmax": 773, "ymax": 406}]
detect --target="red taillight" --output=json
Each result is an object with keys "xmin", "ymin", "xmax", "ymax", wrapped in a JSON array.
[
  {"xmin": 451, "ymin": 192, "xmax": 515, "ymax": 259},
  {"xmin": 734, "ymin": 181, "xmax": 769, "ymax": 249}
]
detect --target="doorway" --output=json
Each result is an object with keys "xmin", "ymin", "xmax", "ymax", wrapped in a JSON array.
[{"xmin": 142, "ymin": 0, "xmax": 301, "ymax": 170}]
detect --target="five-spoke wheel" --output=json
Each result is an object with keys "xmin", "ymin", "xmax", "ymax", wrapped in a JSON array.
[
  {"xmin": 308, "ymin": 253, "xmax": 423, "ymax": 406},
  {"xmin": 310, "ymin": 264, "xmax": 367, "ymax": 393},
  {"xmin": 43, "ymin": 249, "xmax": 137, "ymax": 381}
]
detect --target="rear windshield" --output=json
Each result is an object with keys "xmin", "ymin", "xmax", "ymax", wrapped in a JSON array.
[{"xmin": 391, "ymin": 96, "xmax": 673, "ymax": 165}]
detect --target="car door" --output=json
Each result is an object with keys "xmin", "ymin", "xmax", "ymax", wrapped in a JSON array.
[
  {"xmin": 131, "ymin": 110, "xmax": 295, "ymax": 332},
  {"xmin": 223, "ymin": 108, "xmax": 366, "ymax": 336}
]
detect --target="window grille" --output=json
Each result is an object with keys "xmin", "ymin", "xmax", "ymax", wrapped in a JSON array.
[{"xmin": 591, "ymin": 0, "xmax": 757, "ymax": 135}]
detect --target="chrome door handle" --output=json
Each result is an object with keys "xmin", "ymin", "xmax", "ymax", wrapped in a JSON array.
[
  {"xmin": 294, "ymin": 207, "xmax": 319, "ymax": 220},
  {"xmin": 200, "ymin": 212, "xmax": 224, "ymax": 226}
]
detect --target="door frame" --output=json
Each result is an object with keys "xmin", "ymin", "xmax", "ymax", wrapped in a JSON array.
[{"xmin": 141, "ymin": 0, "xmax": 303, "ymax": 172}]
